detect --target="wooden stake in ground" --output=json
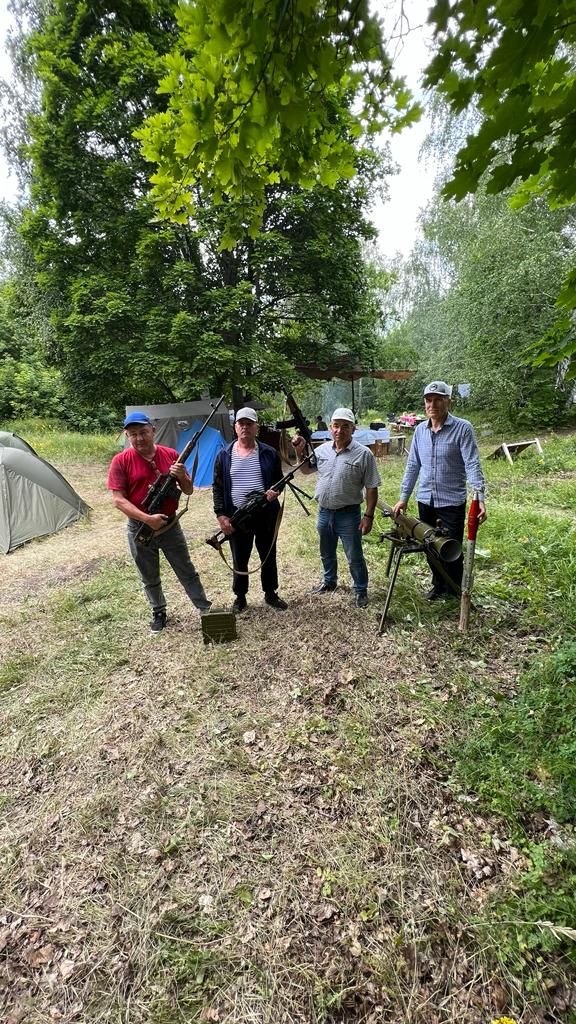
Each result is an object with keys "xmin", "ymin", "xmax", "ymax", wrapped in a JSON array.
[{"xmin": 459, "ymin": 490, "xmax": 480, "ymax": 633}]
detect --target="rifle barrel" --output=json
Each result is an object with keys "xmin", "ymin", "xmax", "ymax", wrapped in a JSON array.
[{"xmin": 176, "ymin": 395, "xmax": 226, "ymax": 467}]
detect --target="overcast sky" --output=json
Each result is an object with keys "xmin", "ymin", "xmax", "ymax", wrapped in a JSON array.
[
  {"xmin": 0, "ymin": 0, "xmax": 17, "ymax": 204},
  {"xmin": 372, "ymin": 0, "xmax": 434, "ymax": 257},
  {"xmin": 0, "ymin": 0, "xmax": 434, "ymax": 257}
]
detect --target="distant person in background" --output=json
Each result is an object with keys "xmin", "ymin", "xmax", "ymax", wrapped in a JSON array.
[
  {"xmin": 392, "ymin": 381, "xmax": 487, "ymax": 601},
  {"xmin": 212, "ymin": 407, "xmax": 288, "ymax": 613},
  {"xmin": 294, "ymin": 408, "xmax": 380, "ymax": 608},
  {"xmin": 108, "ymin": 412, "xmax": 211, "ymax": 633},
  {"xmin": 316, "ymin": 415, "xmax": 328, "ymax": 431}
]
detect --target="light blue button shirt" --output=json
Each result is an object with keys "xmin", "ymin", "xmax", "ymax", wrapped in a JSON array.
[
  {"xmin": 313, "ymin": 438, "xmax": 381, "ymax": 509},
  {"xmin": 400, "ymin": 414, "xmax": 485, "ymax": 505}
]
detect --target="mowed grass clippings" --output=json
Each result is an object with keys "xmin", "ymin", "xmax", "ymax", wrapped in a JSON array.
[{"xmin": 0, "ymin": 437, "xmax": 575, "ymax": 1024}]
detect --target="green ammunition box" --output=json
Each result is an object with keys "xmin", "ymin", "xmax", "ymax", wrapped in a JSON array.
[{"xmin": 201, "ymin": 607, "xmax": 237, "ymax": 645}]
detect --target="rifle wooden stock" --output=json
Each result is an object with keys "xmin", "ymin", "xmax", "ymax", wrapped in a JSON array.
[{"xmin": 135, "ymin": 395, "xmax": 226, "ymax": 547}]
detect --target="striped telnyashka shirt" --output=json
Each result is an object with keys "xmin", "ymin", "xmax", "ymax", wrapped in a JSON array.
[
  {"xmin": 400, "ymin": 413, "xmax": 485, "ymax": 506},
  {"xmin": 230, "ymin": 446, "xmax": 265, "ymax": 507}
]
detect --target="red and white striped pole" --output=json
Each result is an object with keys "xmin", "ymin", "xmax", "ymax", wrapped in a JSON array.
[{"xmin": 459, "ymin": 490, "xmax": 480, "ymax": 633}]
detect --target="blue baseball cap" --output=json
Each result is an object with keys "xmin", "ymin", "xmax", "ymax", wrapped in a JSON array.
[{"xmin": 123, "ymin": 411, "xmax": 152, "ymax": 427}]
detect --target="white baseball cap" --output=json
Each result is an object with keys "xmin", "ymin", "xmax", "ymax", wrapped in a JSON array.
[
  {"xmin": 423, "ymin": 381, "xmax": 452, "ymax": 397},
  {"xmin": 235, "ymin": 407, "xmax": 258, "ymax": 422},
  {"xmin": 331, "ymin": 407, "xmax": 355, "ymax": 423}
]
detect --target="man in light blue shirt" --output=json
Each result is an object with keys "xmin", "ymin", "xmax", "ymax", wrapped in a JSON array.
[
  {"xmin": 392, "ymin": 381, "xmax": 487, "ymax": 600},
  {"xmin": 294, "ymin": 408, "xmax": 380, "ymax": 608}
]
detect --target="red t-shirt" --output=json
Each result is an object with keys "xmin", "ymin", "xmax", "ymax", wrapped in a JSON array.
[{"xmin": 107, "ymin": 445, "xmax": 181, "ymax": 515}]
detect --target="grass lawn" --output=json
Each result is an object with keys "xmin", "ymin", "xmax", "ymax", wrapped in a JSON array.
[{"xmin": 1, "ymin": 428, "xmax": 575, "ymax": 1023}]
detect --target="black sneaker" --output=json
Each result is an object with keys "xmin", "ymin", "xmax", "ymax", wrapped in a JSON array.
[
  {"xmin": 311, "ymin": 582, "xmax": 337, "ymax": 594},
  {"xmin": 265, "ymin": 592, "xmax": 288, "ymax": 610},
  {"xmin": 355, "ymin": 592, "xmax": 369, "ymax": 608},
  {"xmin": 424, "ymin": 587, "xmax": 447, "ymax": 601},
  {"xmin": 150, "ymin": 609, "xmax": 167, "ymax": 633},
  {"xmin": 232, "ymin": 595, "xmax": 247, "ymax": 613}
]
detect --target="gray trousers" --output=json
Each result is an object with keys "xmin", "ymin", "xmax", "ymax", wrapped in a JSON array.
[{"xmin": 127, "ymin": 520, "xmax": 210, "ymax": 613}]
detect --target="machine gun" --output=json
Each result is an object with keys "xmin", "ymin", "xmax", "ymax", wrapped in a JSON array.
[
  {"xmin": 376, "ymin": 500, "xmax": 462, "ymax": 632},
  {"xmin": 206, "ymin": 455, "xmax": 313, "ymax": 552},
  {"xmin": 275, "ymin": 389, "xmax": 317, "ymax": 468},
  {"xmin": 134, "ymin": 395, "xmax": 225, "ymax": 547}
]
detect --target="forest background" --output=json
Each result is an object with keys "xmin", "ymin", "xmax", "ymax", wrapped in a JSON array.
[{"xmin": 0, "ymin": 0, "xmax": 575, "ymax": 433}]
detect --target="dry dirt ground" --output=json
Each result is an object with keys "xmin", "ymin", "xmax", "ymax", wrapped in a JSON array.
[{"xmin": 0, "ymin": 460, "xmax": 571, "ymax": 1024}]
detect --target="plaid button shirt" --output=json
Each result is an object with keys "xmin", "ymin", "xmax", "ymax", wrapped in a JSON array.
[
  {"xmin": 400, "ymin": 414, "xmax": 485, "ymax": 506},
  {"xmin": 314, "ymin": 437, "xmax": 381, "ymax": 509}
]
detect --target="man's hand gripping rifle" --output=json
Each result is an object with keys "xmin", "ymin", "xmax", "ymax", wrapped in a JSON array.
[
  {"xmin": 206, "ymin": 455, "xmax": 313, "ymax": 552},
  {"xmin": 276, "ymin": 389, "xmax": 317, "ymax": 468},
  {"xmin": 134, "ymin": 396, "xmax": 225, "ymax": 547},
  {"xmin": 377, "ymin": 501, "xmax": 462, "ymax": 631}
]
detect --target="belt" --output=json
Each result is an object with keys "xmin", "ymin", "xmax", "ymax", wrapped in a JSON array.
[{"xmin": 320, "ymin": 503, "xmax": 361, "ymax": 512}]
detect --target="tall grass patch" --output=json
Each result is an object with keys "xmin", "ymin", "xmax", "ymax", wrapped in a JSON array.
[
  {"xmin": 450, "ymin": 642, "xmax": 576, "ymax": 985},
  {"xmin": 453, "ymin": 642, "xmax": 576, "ymax": 822},
  {"xmin": 0, "ymin": 416, "xmax": 118, "ymax": 461}
]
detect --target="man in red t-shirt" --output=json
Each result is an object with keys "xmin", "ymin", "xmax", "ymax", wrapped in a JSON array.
[{"xmin": 108, "ymin": 411, "xmax": 211, "ymax": 633}]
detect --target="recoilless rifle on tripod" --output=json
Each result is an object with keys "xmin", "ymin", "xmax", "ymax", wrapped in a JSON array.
[{"xmin": 377, "ymin": 500, "xmax": 461, "ymax": 632}]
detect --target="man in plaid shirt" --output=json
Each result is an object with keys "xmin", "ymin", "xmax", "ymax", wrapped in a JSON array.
[{"xmin": 392, "ymin": 381, "xmax": 487, "ymax": 600}]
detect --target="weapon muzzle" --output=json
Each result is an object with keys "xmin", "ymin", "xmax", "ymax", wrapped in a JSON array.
[
  {"xmin": 433, "ymin": 536, "xmax": 461, "ymax": 563},
  {"xmin": 377, "ymin": 500, "xmax": 461, "ymax": 562}
]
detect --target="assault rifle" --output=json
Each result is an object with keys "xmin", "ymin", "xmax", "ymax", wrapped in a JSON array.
[
  {"xmin": 134, "ymin": 395, "xmax": 225, "ymax": 547},
  {"xmin": 275, "ymin": 388, "xmax": 317, "ymax": 468},
  {"xmin": 206, "ymin": 455, "xmax": 313, "ymax": 551},
  {"xmin": 377, "ymin": 500, "xmax": 462, "ymax": 631}
]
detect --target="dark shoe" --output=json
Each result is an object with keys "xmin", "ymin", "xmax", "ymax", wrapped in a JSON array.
[
  {"xmin": 311, "ymin": 582, "xmax": 337, "ymax": 594},
  {"xmin": 424, "ymin": 587, "xmax": 448, "ymax": 601},
  {"xmin": 265, "ymin": 592, "xmax": 288, "ymax": 611},
  {"xmin": 355, "ymin": 592, "xmax": 369, "ymax": 609},
  {"xmin": 232, "ymin": 595, "xmax": 247, "ymax": 613},
  {"xmin": 150, "ymin": 608, "xmax": 167, "ymax": 633}
]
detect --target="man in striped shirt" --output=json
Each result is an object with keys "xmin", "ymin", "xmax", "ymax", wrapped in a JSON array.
[
  {"xmin": 392, "ymin": 381, "xmax": 487, "ymax": 600},
  {"xmin": 213, "ymin": 407, "xmax": 288, "ymax": 613}
]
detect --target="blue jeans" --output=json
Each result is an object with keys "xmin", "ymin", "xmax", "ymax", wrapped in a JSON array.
[{"xmin": 317, "ymin": 505, "xmax": 368, "ymax": 594}]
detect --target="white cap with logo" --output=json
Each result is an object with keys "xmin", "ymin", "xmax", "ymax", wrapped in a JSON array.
[
  {"xmin": 423, "ymin": 381, "xmax": 452, "ymax": 397},
  {"xmin": 331, "ymin": 407, "xmax": 355, "ymax": 423},
  {"xmin": 235, "ymin": 407, "xmax": 258, "ymax": 422}
]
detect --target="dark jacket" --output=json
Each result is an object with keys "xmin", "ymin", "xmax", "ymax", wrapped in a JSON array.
[{"xmin": 213, "ymin": 441, "xmax": 282, "ymax": 517}]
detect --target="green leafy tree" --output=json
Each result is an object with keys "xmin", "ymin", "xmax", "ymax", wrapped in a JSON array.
[
  {"xmin": 425, "ymin": 0, "xmax": 576, "ymax": 369},
  {"xmin": 386, "ymin": 188, "xmax": 575, "ymax": 427},
  {"xmin": 0, "ymin": 240, "xmax": 66, "ymax": 422},
  {"xmin": 4, "ymin": 0, "xmax": 392, "ymax": 414},
  {"xmin": 137, "ymin": 0, "xmax": 421, "ymax": 245}
]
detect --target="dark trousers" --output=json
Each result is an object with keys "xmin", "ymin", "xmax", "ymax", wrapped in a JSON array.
[
  {"xmin": 418, "ymin": 499, "xmax": 465, "ymax": 594},
  {"xmin": 229, "ymin": 505, "xmax": 279, "ymax": 597}
]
